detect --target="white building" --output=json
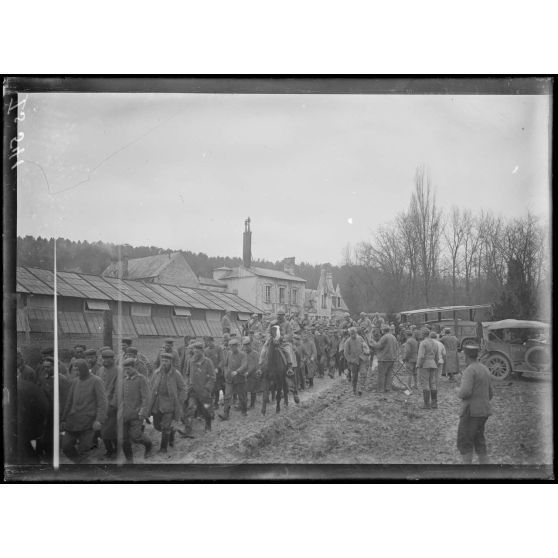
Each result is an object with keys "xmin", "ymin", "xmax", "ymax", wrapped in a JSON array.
[{"xmin": 213, "ymin": 219, "xmax": 307, "ymax": 316}]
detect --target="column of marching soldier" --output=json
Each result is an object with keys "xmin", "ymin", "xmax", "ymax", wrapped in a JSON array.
[{"xmin": 15, "ymin": 310, "xmax": 492, "ymax": 464}]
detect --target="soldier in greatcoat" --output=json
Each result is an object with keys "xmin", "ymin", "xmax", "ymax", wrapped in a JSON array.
[
  {"xmin": 402, "ymin": 329, "xmax": 419, "ymax": 389},
  {"xmin": 61, "ymin": 359, "xmax": 107, "ymax": 462},
  {"xmin": 300, "ymin": 332, "xmax": 317, "ymax": 388},
  {"xmin": 97, "ymin": 349, "xmax": 119, "ymax": 458},
  {"xmin": 118, "ymin": 358, "xmax": 153, "ymax": 462},
  {"xmin": 148, "ymin": 353, "xmax": 186, "ymax": 453},
  {"xmin": 440, "ymin": 327, "xmax": 460, "ymax": 381},
  {"xmin": 153, "ymin": 338, "xmax": 180, "ymax": 370},
  {"xmin": 241, "ymin": 337, "xmax": 261, "ymax": 409},
  {"xmin": 204, "ymin": 336, "xmax": 225, "ymax": 409},
  {"xmin": 181, "ymin": 341, "xmax": 215, "ymax": 436},
  {"xmin": 219, "ymin": 338, "xmax": 246, "ymax": 420}
]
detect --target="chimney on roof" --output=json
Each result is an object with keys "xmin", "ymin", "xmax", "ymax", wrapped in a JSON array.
[
  {"xmin": 283, "ymin": 257, "xmax": 296, "ymax": 275},
  {"xmin": 243, "ymin": 217, "xmax": 252, "ymax": 268}
]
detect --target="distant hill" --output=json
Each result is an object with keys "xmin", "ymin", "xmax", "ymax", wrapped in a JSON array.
[{"xmin": 15, "ymin": 235, "xmax": 338, "ymax": 291}]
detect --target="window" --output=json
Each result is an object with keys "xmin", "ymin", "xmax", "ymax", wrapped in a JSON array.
[
  {"xmin": 85, "ymin": 300, "xmax": 110, "ymax": 312},
  {"xmin": 279, "ymin": 286, "xmax": 286, "ymax": 304},
  {"xmin": 291, "ymin": 288, "xmax": 298, "ymax": 305},
  {"xmin": 173, "ymin": 307, "xmax": 192, "ymax": 317},
  {"xmin": 321, "ymin": 294, "xmax": 327, "ymax": 309},
  {"xmin": 264, "ymin": 284, "xmax": 272, "ymax": 303},
  {"xmin": 131, "ymin": 303, "xmax": 151, "ymax": 317}
]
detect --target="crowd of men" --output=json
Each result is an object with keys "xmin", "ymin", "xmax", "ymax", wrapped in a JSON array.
[{"xmin": 14, "ymin": 309, "xmax": 493, "ymax": 465}]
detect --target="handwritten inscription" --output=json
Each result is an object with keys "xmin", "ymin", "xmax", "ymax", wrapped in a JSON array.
[{"xmin": 8, "ymin": 94, "xmax": 28, "ymax": 169}]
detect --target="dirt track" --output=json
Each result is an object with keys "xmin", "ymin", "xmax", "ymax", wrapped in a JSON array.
[{"xmin": 79, "ymin": 365, "xmax": 553, "ymax": 466}]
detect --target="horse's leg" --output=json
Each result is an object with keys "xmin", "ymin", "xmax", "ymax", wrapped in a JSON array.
[
  {"xmin": 283, "ymin": 376, "xmax": 289, "ymax": 407},
  {"xmin": 261, "ymin": 377, "xmax": 267, "ymax": 416},
  {"xmin": 276, "ymin": 381, "xmax": 281, "ymax": 413}
]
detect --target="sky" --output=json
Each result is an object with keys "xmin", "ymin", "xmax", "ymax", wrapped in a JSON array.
[{"xmin": 17, "ymin": 92, "xmax": 550, "ymax": 265}]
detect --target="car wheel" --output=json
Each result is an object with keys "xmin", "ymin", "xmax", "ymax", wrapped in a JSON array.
[{"xmin": 485, "ymin": 353, "xmax": 512, "ymax": 380}]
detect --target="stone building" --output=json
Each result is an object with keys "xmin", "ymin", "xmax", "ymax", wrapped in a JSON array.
[
  {"xmin": 213, "ymin": 218, "xmax": 307, "ymax": 316},
  {"xmin": 304, "ymin": 268, "xmax": 349, "ymax": 319}
]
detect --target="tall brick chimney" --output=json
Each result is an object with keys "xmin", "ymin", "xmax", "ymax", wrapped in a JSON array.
[{"xmin": 243, "ymin": 217, "xmax": 252, "ymax": 268}]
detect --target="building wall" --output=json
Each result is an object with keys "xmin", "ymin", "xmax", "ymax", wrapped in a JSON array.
[{"xmin": 156, "ymin": 254, "xmax": 200, "ymax": 287}]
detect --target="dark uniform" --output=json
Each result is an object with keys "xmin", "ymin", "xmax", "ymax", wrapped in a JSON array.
[
  {"xmin": 239, "ymin": 342, "xmax": 260, "ymax": 408},
  {"xmin": 119, "ymin": 360, "xmax": 152, "ymax": 462},
  {"xmin": 148, "ymin": 356, "xmax": 186, "ymax": 452},
  {"xmin": 220, "ymin": 340, "xmax": 246, "ymax": 419},
  {"xmin": 182, "ymin": 345, "xmax": 216, "ymax": 435},
  {"xmin": 204, "ymin": 340, "xmax": 225, "ymax": 408}
]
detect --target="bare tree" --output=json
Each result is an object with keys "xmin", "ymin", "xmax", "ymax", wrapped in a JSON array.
[
  {"xmin": 407, "ymin": 165, "xmax": 443, "ymax": 305},
  {"xmin": 461, "ymin": 210, "xmax": 482, "ymax": 303},
  {"xmin": 443, "ymin": 206, "xmax": 467, "ymax": 303}
]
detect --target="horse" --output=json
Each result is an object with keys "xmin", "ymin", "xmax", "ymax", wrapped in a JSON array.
[{"xmin": 260, "ymin": 325, "xmax": 291, "ymax": 415}]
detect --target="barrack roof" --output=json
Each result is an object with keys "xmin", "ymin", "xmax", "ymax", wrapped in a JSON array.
[{"xmin": 16, "ymin": 266, "xmax": 262, "ymax": 314}]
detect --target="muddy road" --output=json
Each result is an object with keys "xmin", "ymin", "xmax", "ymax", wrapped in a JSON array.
[{"xmin": 79, "ymin": 365, "xmax": 552, "ymax": 466}]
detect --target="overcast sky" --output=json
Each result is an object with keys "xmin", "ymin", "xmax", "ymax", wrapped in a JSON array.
[{"xmin": 17, "ymin": 92, "xmax": 550, "ymax": 265}]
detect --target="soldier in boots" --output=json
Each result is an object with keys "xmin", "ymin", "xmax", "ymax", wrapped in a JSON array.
[
  {"xmin": 241, "ymin": 337, "xmax": 260, "ymax": 409},
  {"xmin": 181, "ymin": 341, "xmax": 215, "ymax": 437},
  {"xmin": 97, "ymin": 349, "xmax": 119, "ymax": 458},
  {"xmin": 219, "ymin": 338, "xmax": 246, "ymax": 420},
  {"xmin": 120, "ymin": 358, "xmax": 153, "ymax": 462},
  {"xmin": 417, "ymin": 328, "xmax": 440, "ymax": 409},
  {"xmin": 204, "ymin": 336, "xmax": 224, "ymax": 409},
  {"xmin": 148, "ymin": 353, "xmax": 186, "ymax": 453}
]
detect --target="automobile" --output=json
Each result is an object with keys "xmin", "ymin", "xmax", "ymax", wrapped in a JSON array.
[
  {"xmin": 479, "ymin": 319, "xmax": 551, "ymax": 380},
  {"xmin": 424, "ymin": 319, "xmax": 482, "ymax": 350}
]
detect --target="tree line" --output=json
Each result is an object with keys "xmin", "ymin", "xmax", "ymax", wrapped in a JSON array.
[
  {"xmin": 16, "ymin": 236, "xmax": 337, "ymax": 291},
  {"xmin": 341, "ymin": 165, "xmax": 549, "ymax": 321}
]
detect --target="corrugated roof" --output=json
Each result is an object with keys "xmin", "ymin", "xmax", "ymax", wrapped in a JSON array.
[
  {"xmin": 16, "ymin": 266, "xmax": 263, "ymax": 314},
  {"xmin": 105, "ymin": 252, "xmax": 178, "ymax": 280},
  {"xmin": 222, "ymin": 266, "xmax": 306, "ymax": 283}
]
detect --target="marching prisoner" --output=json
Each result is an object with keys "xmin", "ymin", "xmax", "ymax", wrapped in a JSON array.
[
  {"xmin": 440, "ymin": 327, "xmax": 459, "ymax": 381},
  {"xmin": 241, "ymin": 337, "xmax": 261, "ymax": 409},
  {"xmin": 98, "ymin": 349, "xmax": 119, "ymax": 458},
  {"xmin": 343, "ymin": 327, "xmax": 370, "ymax": 396},
  {"xmin": 402, "ymin": 329, "xmax": 419, "ymax": 389},
  {"xmin": 154, "ymin": 338, "xmax": 181, "ymax": 370},
  {"xmin": 204, "ymin": 336, "xmax": 225, "ymax": 409},
  {"xmin": 119, "ymin": 358, "xmax": 153, "ymax": 462},
  {"xmin": 219, "ymin": 338, "xmax": 246, "ymax": 420},
  {"xmin": 370, "ymin": 323, "xmax": 398, "ymax": 393},
  {"xmin": 416, "ymin": 328, "xmax": 440, "ymax": 409},
  {"xmin": 61, "ymin": 359, "xmax": 107, "ymax": 462},
  {"xmin": 148, "ymin": 352, "xmax": 186, "ymax": 453},
  {"xmin": 181, "ymin": 341, "xmax": 215, "ymax": 436},
  {"xmin": 457, "ymin": 344, "xmax": 493, "ymax": 464}
]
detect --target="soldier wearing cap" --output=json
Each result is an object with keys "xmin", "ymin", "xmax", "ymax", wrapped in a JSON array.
[
  {"xmin": 124, "ymin": 347, "xmax": 150, "ymax": 379},
  {"xmin": 457, "ymin": 344, "xmax": 493, "ymax": 464},
  {"xmin": 154, "ymin": 338, "xmax": 180, "ymax": 370},
  {"xmin": 416, "ymin": 328, "xmax": 440, "ymax": 409},
  {"xmin": 84, "ymin": 348, "xmax": 101, "ymax": 377},
  {"xmin": 17, "ymin": 349, "xmax": 37, "ymax": 383},
  {"xmin": 68, "ymin": 344, "xmax": 87, "ymax": 380},
  {"xmin": 203, "ymin": 336, "xmax": 225, "ymax": 409},
  {"xmin": 238, "ymin": 337, "xmax": 260, "ymax": 409},
  {"xmin": 147, "ymin": 352, "xmax": 186, "ymax": 453},
  {"xmin": 181, "ymin": 341, "xmax": 215, "ymax": 436},
  {"xmin": 36, "ymin": 355, "xmax": 71, "ymax": 460},
  {"xmin": 300, "ymin": 331, "xmax": 318, "ymax": 388},
  {"xmin": 61, "ymin": 359, "xmax": 107, "ymax": 462},
  {"xmin": 97, "ymin": 349, "xmax": 120, "ymax": 458},
  {"xmin": 219, "ymin": 338, "xmax": 246, "ymax": 420},
  {"xmin": 116, "ymin": 358, "xmax": 153, "ymax": 462},
  {"xmin": 343, "ymin": 327, "xmax": 370, "ymax": 396},
  {"xmin": 431, "ymin": 331, "xmax": 447, "ymax": 388},
  {"xmin": 402, "ymin": 329, "xmax": 419, "ymax": 389},
  {"xmin": 275, "ymin": 310, "xmax": 292, "ymax": 337},
  {"xmin": 313, "ymin": 326, "xmax": 330, "ymax": 378},
  {"xmin": 370, "ymin": 323, "xmax": 399, "ymax": 394},
  {"xmin": 440, "ymin": 327, "xmax": 459, "ymax": 382},
  {"xmin": 34, "ymin": 348, "xmax": 69, "ymax": 386}
]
